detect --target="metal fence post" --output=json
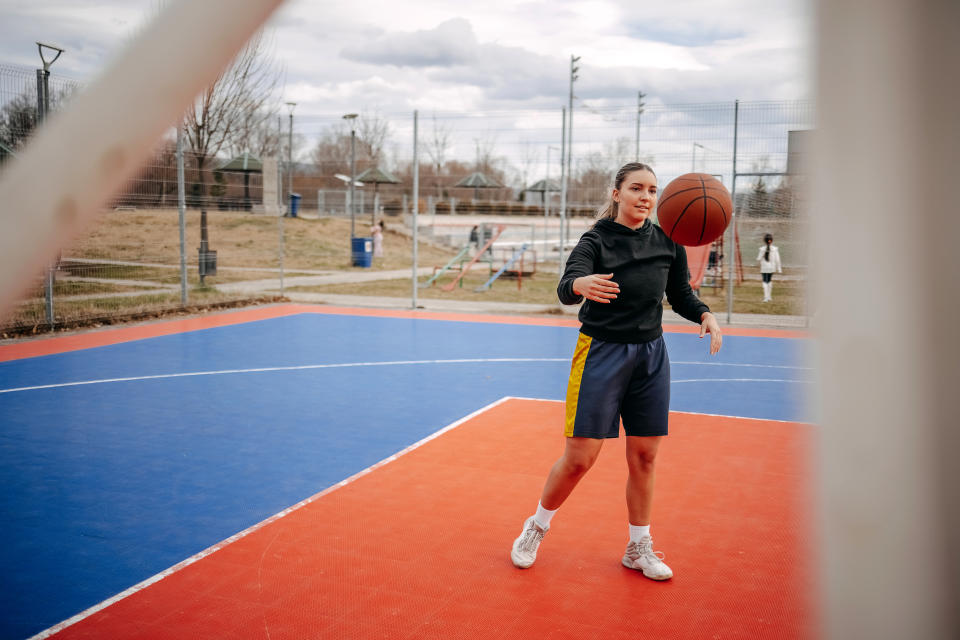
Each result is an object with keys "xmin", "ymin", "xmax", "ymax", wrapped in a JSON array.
[
  {"xmin": 726, "ymin": 99, "xmax": 739, "ymax": 324},
  {"xmin": 412, "ymin": 109, "xmax": 419, "ymax": 309},
  {"xmin": 177, "ymin": 123, "xmax": 187, "ymax": 305},
  {"xmin": 558, "ymin": 107, "xmax": 567, "ymax": 276}
]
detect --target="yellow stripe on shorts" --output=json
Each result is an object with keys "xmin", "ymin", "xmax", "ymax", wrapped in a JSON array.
[{"xmin": 564, "ymin": 333, "xmax": 592, "ymax": 437}]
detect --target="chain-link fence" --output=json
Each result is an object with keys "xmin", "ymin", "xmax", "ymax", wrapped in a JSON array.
[{"xmin": 1, "ymin": 58, "xmax": 813, "ymax": 333}]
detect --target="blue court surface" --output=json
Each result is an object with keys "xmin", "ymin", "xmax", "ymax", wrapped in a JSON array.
[{"xmin": 0, "ymin": 309, "xmax": 811, "ymax": 639}]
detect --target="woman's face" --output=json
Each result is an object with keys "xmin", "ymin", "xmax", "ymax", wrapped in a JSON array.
[{"xmin": 613, "ymin": 169, "xmax": 658, "ymax": 229}]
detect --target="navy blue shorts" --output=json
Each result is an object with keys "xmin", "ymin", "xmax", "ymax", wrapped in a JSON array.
[{"xmin": 564, "ymin": 333, "xmax": 670, "ymax": 438}]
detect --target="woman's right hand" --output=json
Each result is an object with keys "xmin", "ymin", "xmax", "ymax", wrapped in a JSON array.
[{"xmin": 573, "ymin": 273, "xmax": 619, "ymax": 303}]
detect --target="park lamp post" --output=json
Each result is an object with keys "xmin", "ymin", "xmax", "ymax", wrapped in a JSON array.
[
  {"xmin": 692, "ymin": 142, "xmax": 705, "ymax": 172},
  {"xmin": 285, "ymin": 101, "xmax": 296, "ymax": 214},
  {"xmin": 37, "ymin": 41, "xmax": 64, "ymax": 328},
  {"xmin": 342, "ymin": 113, "xmax": 358, "ymax": 238}
]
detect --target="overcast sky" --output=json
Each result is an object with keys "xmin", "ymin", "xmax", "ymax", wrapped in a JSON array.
[
  {"xmin": 0, "ymin": 0, "xmax": 810, "ymax": 109},
  {"xmin": 0, "ymin": 0, "xmax": 811, "ymax": 175}
]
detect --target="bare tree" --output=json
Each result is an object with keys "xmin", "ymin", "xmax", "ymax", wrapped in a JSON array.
[
  {"xmin": 423, "ymin": 113, "xmax": 452, "ymax": 197},
  {"xmin": 356, "ymin": 109, "xmax": 391, "ymax": 167},
  {"xmin": 605, "ymin": 136, "xmax": 635, "ymax": 169},
  {"xmin": 310, "ymin": 111, "xmax": 392, "ymax": 177},
  {"xmin": 182, "ymin": 30, "xmax": 281, "ymax": 283},
  {"xmin": 518, "ymin": 140, "xmax": 540, "ymax": 191},
  {"xmin": 0, "ymin": 84, "xmax": 78, "ymax": 157},
  {"xmin": 473, "ymin": 131, "xmax": 499, "ymax": 174},
  {"xmin": 183, "ymin": 31, "xmax": 282, "ymax": 205},
  {"xmin": 310, "ymin": 124, "xmax": 351, "ymax": 175},
  {"xmin": 226, "ymin": 106, "xmax": 283, "ymax": 159}
]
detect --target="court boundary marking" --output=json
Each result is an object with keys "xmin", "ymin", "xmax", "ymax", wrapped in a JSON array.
[
  {"xmin": 29, "ymin": 396, "xmax": 812, "ymax": 639},
  {"xmin": 29, "ymin": 396, "xmax": 513, "ymax": 640},
  {"xmin": 0, "ymin": 303, "xmax": 809, "ymax": 363},
  {"xmin": 0, "ymin": 358, "xmax": 813, "ymax": 395}
]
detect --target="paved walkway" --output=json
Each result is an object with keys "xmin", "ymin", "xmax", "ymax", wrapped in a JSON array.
[
  {"xmin": 215, "ymin": 268, "xmax": 435, "ymax": 295},
  {"xmin": 281, "ymin": 291, "xmax": 809, "ymax": 330},
  {"xmin": 49, "ymin": 265, "xmax": 809, "ymax": 331}
]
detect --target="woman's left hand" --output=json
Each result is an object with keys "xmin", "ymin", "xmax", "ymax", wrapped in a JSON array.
[{"xmin": 699, "ymin": 312, "xmax": 723, "ymax": 355}]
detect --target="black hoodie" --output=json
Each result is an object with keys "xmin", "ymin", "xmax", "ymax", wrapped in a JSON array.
[{"xmin": 557, "ymin": 218, "xmax": 709, "ymax": 343}]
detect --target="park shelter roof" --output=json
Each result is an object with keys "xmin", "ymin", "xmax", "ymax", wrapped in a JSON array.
[
  {"xmin": 218, "ymin": 152, "xmax": 262, "ymax": 172},
  {"xmin": 455, "ymin": 172, "xmax": 502, "ymax": 189},
  {"xmin": 526, "ymin": 178, "xmax": 561, "ymax": 192},
  {"xmin": 356, "ymin": 166, "xmax": 401, "ymax": 185}
]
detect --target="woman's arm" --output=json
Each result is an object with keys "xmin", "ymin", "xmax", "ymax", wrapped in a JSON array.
[
  {"xmin": 665, "ymin": 244, "xmax": 710, "ymax": 324},
  {"xmin": 557, "ymin": 232, "xmax": 602, "ymax": 305}
]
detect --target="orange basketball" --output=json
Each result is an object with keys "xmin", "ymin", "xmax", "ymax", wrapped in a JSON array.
[{"xmin": 656, "ymin": 173, "xmax": 732, "ymax": 246}]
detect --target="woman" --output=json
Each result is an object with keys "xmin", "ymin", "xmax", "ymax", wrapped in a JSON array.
[
  {"xmin": 510, "ymin": 162, "xmax": 722, "ymax": 580},
  {"xmin": 371, "ymin": 220, "xmax": 384, "ymax": 259},
  {"xmin": 756, "ymin": 233, "xmax": 782, "ymax": 302}
]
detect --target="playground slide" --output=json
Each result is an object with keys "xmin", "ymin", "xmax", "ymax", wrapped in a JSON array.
[
  {"xmin": 475, "ymin": 244, "xmax": 529, "ymax": 292},
  {"xmin": 441, "ymin": 225, "xmax": 505, "ymax": 292},
  {"xmin": 686, "ymin": 244, "xmax": 711, "ymax": 290}
]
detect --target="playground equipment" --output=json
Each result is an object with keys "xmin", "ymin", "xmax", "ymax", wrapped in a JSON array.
[
  {"xmin": 440, "ymin": 225, "xmax": 505, "ymax": 291},
  {"xmin": 475, "ymin": 244, "xmax": 531, "ymax": 292},
  {"xmin": 696, "ymin": 219, "xmax": 745, "ymax": 292},
  {"xmin": 419, "ymin": 244, "xmax": 472, "ymax": 288}
]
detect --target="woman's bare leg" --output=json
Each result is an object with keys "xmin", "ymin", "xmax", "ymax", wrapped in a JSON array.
[
  {"xmin": 625, "ymin": 435, "xmax": 663, "ymax": 525},
  {"xmin": 539, "ymin": 437, "xmax": 605, "ymax": 510}
]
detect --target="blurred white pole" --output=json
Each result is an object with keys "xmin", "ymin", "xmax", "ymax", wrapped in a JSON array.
[
  {"xmin": 812, "ymin": 1, "xmax": 960, "ymax": 638},
  {"xmin": 0, "ymin": 0, "xmax": 284, "ymax": 316}
]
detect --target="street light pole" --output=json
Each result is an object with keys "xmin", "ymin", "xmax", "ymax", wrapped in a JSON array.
[
  {"xmin": 635, "ymin": 91, "xmax": 645, "ymax": 161},
  {"xmin": 343, "ymin": 113, "xmax": 358, "ymax": 239},
  {"xmin": 36, "ymin": 41, "xmax": 64, "ymax": 328},
  {"xmin": 285, "ymin": 102, "xmax": 295, "ymax": 214},
  {"xmin": 566, "ymin": 54, "xmax": 580, "ymax": 255},
  {"xmin": 692, "ymin": 142, "xmax": 704, "ymax": 172}
]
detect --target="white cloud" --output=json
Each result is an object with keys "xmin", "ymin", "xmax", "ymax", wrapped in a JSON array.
[{"xmin": 340, "ymin": 18, "xmax": 478, "ymax": 67}]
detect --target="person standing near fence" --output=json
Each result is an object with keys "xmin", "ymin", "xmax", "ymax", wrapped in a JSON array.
[
  {"xmin": 756, "ymin": 233, "xmax": 782, "ymax": 302},
  {"xmin": 371, "ymin": 220, "xmax": 384, "ymax": 259},
  {"xmin": 509, "ymin": 162, "xmax": 723, "ymax": 580}
]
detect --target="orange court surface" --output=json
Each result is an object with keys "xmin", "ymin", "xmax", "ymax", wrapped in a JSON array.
[{"xmin": 48, "ymin": 396, "xmax": 815, "ymax": 639}]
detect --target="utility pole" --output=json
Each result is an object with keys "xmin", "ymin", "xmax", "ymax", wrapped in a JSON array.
[
  {"xmin": 565, "ymin": 54, "xmax": 580, "ymax": 263},
  {"xmin": 635, "ymin": 91, "xmax": 646, "ymax": 161},
  {"xmin": 343, "ymin": 113, "xmax": 358, "ymax": 238},
  {"xmin": 286, "ymin": 102, "xmax": 295, "ymax": 213}
]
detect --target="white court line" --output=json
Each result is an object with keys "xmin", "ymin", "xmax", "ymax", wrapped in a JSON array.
[
  {"xmin": 0, "ymin": 358, "xmax": 567, "ymax": 394},
  {"xmin": 672, "ymin": 378, "xmax": 814, "ymax": 384},
  {"xmin": 508, "ymin": 396, "xmax": 814, "ymax": 425},
  {"xmin": 672, "ymin": 361, "xmax": 813, "ymax": 370},
  {"xmin": 29, "ymin": 396, "xmax": 515, "ymax": 640},
  {"xmin": 0, "ymin": 359, "xmax": 811, "ymax": 395}
]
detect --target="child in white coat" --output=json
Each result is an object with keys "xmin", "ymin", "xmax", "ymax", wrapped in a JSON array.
[{"xmin": 757, "ymin": 233, "xmax": 782, "ymax": 302}]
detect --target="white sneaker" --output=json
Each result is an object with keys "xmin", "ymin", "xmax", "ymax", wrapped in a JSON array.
[
  {"xmin": 511, "ymin": 516, "xmax": 548, "ymax": 568},
  {"xmin": 622, "ymin": 535, "xmax": 673, "ymax": 580}
]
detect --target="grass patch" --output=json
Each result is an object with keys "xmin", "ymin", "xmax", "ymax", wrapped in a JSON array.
[{"xmin": 292, "ymin": 268, "xmax": 563, "ymax": 305}]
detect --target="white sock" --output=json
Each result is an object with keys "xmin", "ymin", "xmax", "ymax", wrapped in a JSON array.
[
  {"xmin": 629, "ymin": 524, "xmax": 651, "ymax": 542},
  {"xmin": 534, "ymin": 502, "xmax": 557, "ymax": 529}
]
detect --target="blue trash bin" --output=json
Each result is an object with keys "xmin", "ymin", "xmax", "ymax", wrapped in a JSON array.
[
  {"xmin": 351, "ymin": 236, "xmax": 373, "ymax": 267},
  {"xmin": 288, "ymin": 192, "xmax": 301, "ymax": 217}
]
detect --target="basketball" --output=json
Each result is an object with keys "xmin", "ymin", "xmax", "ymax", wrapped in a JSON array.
[{"xmin": 656, "ymin": 173, "xmax": 733, "ymax": 246}]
